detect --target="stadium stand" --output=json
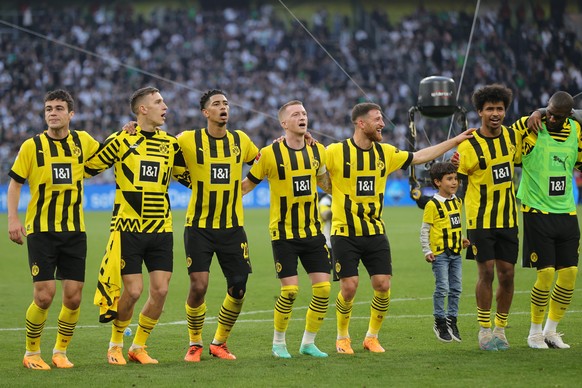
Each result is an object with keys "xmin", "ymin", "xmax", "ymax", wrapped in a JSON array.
[{"xmin": 0, "ymin": 1, "xmax": 580, "ymax": 183}]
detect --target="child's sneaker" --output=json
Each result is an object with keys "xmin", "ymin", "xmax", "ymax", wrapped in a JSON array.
[
  {"xmin": 433, "ymin": 317, "xmax": 453, "ymax": 342},
  {"xmin": 446, "ymin": 316, "xmax": 462, "ymax": 342}
]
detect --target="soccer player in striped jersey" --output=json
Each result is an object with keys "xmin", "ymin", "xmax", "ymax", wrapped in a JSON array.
[
  {"xmin": 242, "ymin": 100, "xmax": 331, "ymax": 359},
  {"xmin": 86, "ymin": 87, "xmax": 190, "ymax": 365},
  {"xmin": 514, "ymin": 91, "xmax": 581, "ymax": 349},
  {"xmin": 180, "ymin": 90, "xmax": 258, "ymax": 362},
  {"xmin": 457, "ymin": 84, "xmax": 522, "ymax": 351},
  {"xmin": 8, "ymin": 89, "xmax": 101, "ymax": 370},
  {"xmin": 325, "ymin": 102, "xmax": 473, "ymax": 354}
]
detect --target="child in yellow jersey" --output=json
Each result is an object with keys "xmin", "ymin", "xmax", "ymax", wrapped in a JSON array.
[{"xmin": 420, "ymin": 162, "xmax": 469, "ymax": 342}]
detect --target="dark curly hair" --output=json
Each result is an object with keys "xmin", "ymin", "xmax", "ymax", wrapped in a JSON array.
[
  {"xmin": 200, "ymin": 89, "xmax": 227, "ymax": 110},
  {"xmin": 471, "ymin": 84, "xmax": 513, "ymax": 111}
]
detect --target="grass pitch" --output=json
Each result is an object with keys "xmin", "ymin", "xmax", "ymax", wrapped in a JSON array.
[{"xmin": 0, "ymin": 207, "xmax": 581, "ymax": 387}]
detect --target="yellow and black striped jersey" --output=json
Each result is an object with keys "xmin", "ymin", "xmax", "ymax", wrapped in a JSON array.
[
  {"xmin": 422, "ymin": 196, "xmax": 463, "ymax": 255},
  {"xmin": 178, "ymin": 128, "xmax": 258, "ymax": 229},
  {"xmin": 511, "ymin": 116, "xmax": 582, "ymax": 215},
  {"xmin": 247, "ymin": 140, "xmax": 326, "ymax": 240},
  {"xmin": 457, "ymin": 125, "xmax": 522, "ymax": 229},
  {"xmin": 326, "ymin": 139, "xmax": 413, "ymax": 237},
  {"xmin": 9, "ymin": 130, "xmax": 100, "ymax": 234},
  {"xmin": 85, "ymin": 127, "xmax": 189, "ymax": 233}
]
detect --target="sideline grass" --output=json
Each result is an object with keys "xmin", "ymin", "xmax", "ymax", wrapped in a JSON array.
[{"xmin": 1, "ymin": 207, "xmax": 581, "ymax": 387}]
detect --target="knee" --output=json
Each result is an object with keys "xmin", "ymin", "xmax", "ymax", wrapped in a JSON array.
[
  {"xmin": 557, "ymin": 266, "xmax": 578, "ymax": 289},
  {"xmin": 34, "ymin": 287, "xmax": 56, "ymax": 309},
  {"xmin": 312, "ymin": 281, "xmax": 331, "ymax": 298},
  {"xmin": 124, "ymin": 284, "xmax": 143, "ymax": 302},
  {"xmin": 151, "ymin": 284, "xmax": 169, "ymax": 301},
  {"xmin": 227, "ymin": 275, "xmax": 248, "ymax": 299},
  {"xmin": 34, "ymin": 293, "xmax": 54, "ymax": 310},
  {"xmin": 280, "ymin": 285, "xmax": 299, "ymax": 302},
  {"xmin": 497, "ymin": 266, "xmax": 515, "ymax": 288},
  {"xmin": 535, "ymin": 267, "xmax": 556, "ymax": 290},
  {"xmin": 189, "ymin": 279, "xmax": 208, "ymax": 297},
  {"xmin": 498, "ymin": 274, "xmax": 514, "ymax": 290},
  {"xmin": 64, "ymin": 295, "xmax": 82, "ymax": 310},
  {"xmin": 434, "ymin": 287, "xmax": 447, "ymax": 297},
  {"xmin": 374, "ymin": 279, "xmax": 391, "ymax": 293},
  {"xmin": 340, "ymin": 285, "xmax": 357, "ymax": 302},
  {"xmin": 479, "ymin": 269, "xmax": 495, "ymax": 284}
]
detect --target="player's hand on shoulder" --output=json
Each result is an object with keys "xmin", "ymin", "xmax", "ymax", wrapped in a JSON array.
[
  {"xmin": 305, "ymin": 131, "xmax": 318, "ymax": 146},
  {"xmin": 527, "ymin": 110, "xmax": 543, "ymax": 133},
  {"xmin": 122, "ymin": 121, "xmax": 138, "ymax": 135}
]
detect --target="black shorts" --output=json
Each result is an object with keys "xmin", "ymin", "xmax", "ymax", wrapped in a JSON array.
[
  {"xmin": 184, "ymin": 226, "xmax": 252, "ymax": 276},
  {"xmin": 331, "ymin": 234, "xmax": 392, "ymax": 278},
  {"xmin": 119, "ymin": 232, "xmax": 173, "ymax": 275},
  {"xmin": 522, "ymin": 212, "xmax": 580, "ymax": 269},
  {"xmin": 271, "ymin": 234, "xmax": 331, "ymax": 279},
  {"xmin": 466, "ymin": 227, "xmax": 518, "ymax": 264},
  {"xmin": 27, "ymin": 232, "xmax": 87, "ymax": 282}
]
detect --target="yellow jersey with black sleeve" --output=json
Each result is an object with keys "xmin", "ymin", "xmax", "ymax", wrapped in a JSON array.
[
  {"xmin": 422, "ymin": 195, "xmax": 463, "ymax": 255},
  {"xmin": 457, "ymin": 126, "xmax": 521, "ymax": 229},
  {"xmin": 9, "ymin": 130, "xmax": 100, "ymax": 234},
  {"xmin": 247, "ymin": 140, "xmax": 326, "ymax": 240},
  {"xmin": 85, "ymin": 126, "xmax": 189, "ymax": 233},
  {"xmin": 326, "ymin": 138, "xmax": 412, "ymax": 237},
  {"xmin": 178, "ymin": 128, "xmax": 258, "ymax": 229}
]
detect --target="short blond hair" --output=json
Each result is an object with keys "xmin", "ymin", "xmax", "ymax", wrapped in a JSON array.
[{"xmin": 278, "ymin": 100, "xmax": 303, "ymax": 121}]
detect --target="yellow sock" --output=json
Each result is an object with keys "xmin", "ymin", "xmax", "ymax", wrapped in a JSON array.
[
  {"xmin": 477, "ymin": 308, "xmax": 491, "ymax": 329},
  {"xmin": 186, "ymin": 302, "xmax": 207, "ymax": 345},
  {"xmin": 548, "ymin": 266, "xmax": 577, "ymax": 322},
  {"xmin": 368, "ymin": 289, "xmax": 390, "ymax": 336},
  {"xmin": 531, "ymin": 267, "xmax": 554, "ymax": 324},
  {"xmin": 305, "ymin": 282, "xmax": 330, "ymax": 333},
  {"xmin": 274, "ymin": 285, "xmax": 298, "ymax": 333},
  {"xmin": 336, "ymin": 291, "xmax": 353, "ymax": 338},
  {"xmin": 111, "ymin": 319, "xmax": 131, "ymax": 345},
  {"xmin": 494, "ymin": 312, "xmax": 509, "ymax": 329},
  {"xmin": 25, "ymin": 302, "xmax": 48, "ymax": 353},
  {"xmin": 54, "ymin": 305, "xmax": 80, "ymax": 352},
  {"xmin": 214, "ymin": 294, "xmax": 244, "ymax": 343},
  {"xmin": 133, "ymin": 313, "xmax": 159, "ymax": 347}
]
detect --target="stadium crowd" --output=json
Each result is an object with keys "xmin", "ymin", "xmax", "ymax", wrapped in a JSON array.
[{"xmin": 0, "ymin": 1, "xmax": 580, "ymax": 184}]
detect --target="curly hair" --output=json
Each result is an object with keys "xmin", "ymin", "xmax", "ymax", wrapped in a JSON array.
[{"xmin": 471, "ymin": 84, "xmax": 513, "ymax": 111}]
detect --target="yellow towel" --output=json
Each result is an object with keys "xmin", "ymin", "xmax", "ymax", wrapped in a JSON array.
[{"xmin": 94, "ymin": 231, "xmax": 122, "ymax": 323}]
